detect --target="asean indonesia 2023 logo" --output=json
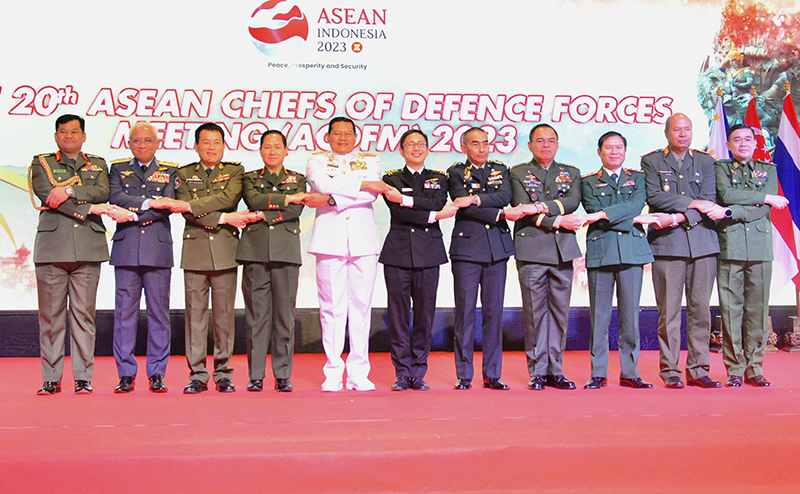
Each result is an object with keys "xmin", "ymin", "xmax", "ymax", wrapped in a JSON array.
[{"xmin": 249, "ymin": 0, "xmax": 308, "ymax": 57}]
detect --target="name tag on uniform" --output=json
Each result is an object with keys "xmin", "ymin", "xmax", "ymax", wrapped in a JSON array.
[{"xmin": 401, "ymin": 187, "xmax": 413, "ymax": 192}]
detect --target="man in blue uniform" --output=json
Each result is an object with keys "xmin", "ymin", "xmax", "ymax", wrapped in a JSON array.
[
  {"xmin": 107, "ymin": 122, "xmax": 178, "ymax": 393},
  {"xmin": 447, "ymin": 126, "xmax": 515, "ymax": 391}
]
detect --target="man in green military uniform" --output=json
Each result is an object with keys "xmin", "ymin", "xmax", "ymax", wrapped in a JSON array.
[
  {"xmin": 715, "ymin": 123, "xmax": 789, "ymax": 387},
  {"xmin": 30, "ymin": 114, "xmax": 118, "ymax": 395},
  {"xmin": 151, "ymin": 123, "xmax": 253, "ymax": 394},
  {"xmin": 236, "ymin": 130, "xmax": 306, "ymax": 393},
  {"xmin": 581, "ymin": 131, "xmax": 657, "ymax": 389}
]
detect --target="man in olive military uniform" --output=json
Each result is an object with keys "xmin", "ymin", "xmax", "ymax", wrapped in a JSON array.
[
  {"xmin": 715, "ymin": 123, "xmax": 789, "ymax": 387},
  {"xmin": 641, "ymin": 113, "xmax": 729, "ymax": 389},
  {"xmin": 107, "ymin": 122, "xmax": 178, "ymax": 394},
  {"xmin": 236, "ymin": 130, "xmax": 306, "ymax": 393},
  {"xmin": 447, "ymin": 126, "xmax": 515, "ymax": 391},
  {"xmin": 151, "ymin": 122, "xmax": 253, "ymax": 394},
  {"xmin": 581, "ymin": 131, "xmax": 657, "ymax": 390},
  {"xmin": 380, "ymin": 129, "xmax": 458, "ymax": 391},
  {"xmin": 31, "ymin": 114, "xmax": 114, "ymax": 395},
  {"xmin": 506, "ymin": 124, "xmax": 583, "ymax": 391}
]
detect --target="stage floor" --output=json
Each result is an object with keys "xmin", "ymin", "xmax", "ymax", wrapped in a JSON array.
[{"xmin": 2, "ymin": 351, "xmax": 799, "ymax": 493}]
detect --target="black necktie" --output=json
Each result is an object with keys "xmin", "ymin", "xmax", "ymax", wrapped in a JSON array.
[
  {"xmin": 610, "ymin": 172, "xmax": 618, "ymax": 184},
  {"xmin": 205, "ymin": 168, "xmax": 212, "ymax": 177},
  {"xmin": 141, "ymin": 164, "xmax": 147, "ymax": 173}
]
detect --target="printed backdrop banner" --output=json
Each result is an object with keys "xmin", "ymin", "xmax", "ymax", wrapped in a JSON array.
[{"xmin": 1, "ymin": 0, "xmax": 798, "ymax": 309}]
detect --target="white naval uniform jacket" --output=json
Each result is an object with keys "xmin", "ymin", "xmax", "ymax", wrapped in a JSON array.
[{"xmin": 306, "ymin": 150, "xmax": 381, "ymax": 257}]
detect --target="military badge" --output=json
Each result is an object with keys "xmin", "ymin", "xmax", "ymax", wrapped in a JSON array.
[
  {"xmin": 174, "ymin": 177, "xmax": 181, "ymax": 189},
  {"xmin": 80, "ymin": 163, "xmax": 102, "ymax": 172},
  {"xmin": 147, "ymin": 171, "xmax": 171, "ymax": 183},
  {"xmin": 350, "ymin": 155, "xmax": 368, "ymax": 171},
  {"xmin": 120, "ymin": 170, "xmax": 134, "ymax": 179},
  {"xmin": 424, "ymin": 179, "xmax": 441, "ymax": 190},
  {"xmin": 752, "ymin": 170, "xmax": 768, "ymax": 179},
  {"xmin": 281, "ymin": 175, "xmax": 298, "ymax": 184},
  {"xmin": 212, "ymin": 173, "xmax": 230, "ymax": 183},
  {"xmin": 622, "ymin": 180, "xmax": 635, "ymax": 187}
]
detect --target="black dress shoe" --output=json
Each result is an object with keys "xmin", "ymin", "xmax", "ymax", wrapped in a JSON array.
[
  {"xmin": 75, "ymin": 380, "xmax": 93, "ymax": 394},
  {"xmin": 527, "ymin": 375, "xmax": 546, "ymax": 390},
  {"xmin": 247, "ymin": 379, "xmax": 263, "ymax": 392},
  {"xmin": 215, "ymin": 378, "xmax": 235, "ymax": 393},
  {"xmin": 687, "ymin": 376, "xmax": 721, "ymax": 388},
  {"xmin": 745, "ymin": 375, "xmax": 771, "ymax": 387},
  {"xmin": 37, "ymin": 381, "xmax": 61, "ymax": 395},
  {"xmin": 183, "ymin": 380, "xmax": 208, "ymax": 394},
  {"xmin": 584, "ymin": 377, "xmax": 607, "ymax": 389},
  {"xmin": 545, "ymin": 375, "xmax": 576, "ymax": 390},
  {"xmin": 391, "ymin": 377, "xmax": 410, "ymax": 391},
  {"xmin": 725, "ymin": 375, "xmax": 743, "ymax": 387},
  {"xmin": 454, "ymin": 379, "xmax": 472, "ymax": 390},
  {"xmin": 114, "ymin": 376, "xmax": 135, "ymax": 393},
  {"xmin": 620, "ymin": 377, "xmax": 653, "ymax": 389},
  {"xmin": 665, "ymin": 376, "xmax": 685, "ymax": 388},
  {"xmin": 410, "ymin": 377, "xmax": 429, "ymax": 391},
  {"xmin": 482, "ymin": 378, "xmax": 510, "ymax": 390},
  {"xmin": 149, "ymin": 374, "xmax": 167, "ymax": 393},
  {"xmin": 275, "ymin": 378, "xmax": 293, "ymax": 392}
]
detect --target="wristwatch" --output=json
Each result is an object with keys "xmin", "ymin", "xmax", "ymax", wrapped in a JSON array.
[
  {"xmin": 327, "ymin": 195, "xmax": 336, "ymax": 206},
  {"xmin": 725, "ymin": 208, "xmax": 732, "ymax": 218},
  {"xmin": 64, "ymin": 186, "xmax": 74, "ymax": 197},
  {"xmin": 670, "ymin": 213, "xmax": 679, "ymax": 227}
]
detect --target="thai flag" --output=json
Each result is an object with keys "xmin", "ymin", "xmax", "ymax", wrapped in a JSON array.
[
  {"xmin": 771, "ymin": 95, "xmax": 800, "ymax": 290},
  {"xmin": 744, "ymin": 98, "xmax": 772, "ymax": 163},
  {"xmin": 707, "ymin": 94, "xmax": 730, "ymax": 160}
]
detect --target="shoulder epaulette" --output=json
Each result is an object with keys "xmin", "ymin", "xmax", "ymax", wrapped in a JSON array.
[
  {"xmin": 558, "ymin": 162, "xmax": 578, "ymax": 171},
  {"xmin": 221, "ymin": 161, "xmax": 242, "ymax": 166},
  {"xmin": 286, "ymin": 169, "xmax": 305, "ymax": 176},
  {"xmin": 36, "ymin": 153, "xmax": 56, "ymax": 158},
  {"xmin": 428, "ymin": 169, "xmax": 446, "ymax": 176},
  {"xmin": 488, "ymin": 159, "xmax": 505, "ymax": 166},
  {"xmin": 693, "ymin": 149, "xmax": 711, "ymax": 156},
  {"xmin": 510, "ymin": 162, "xmax": 530, "ymax": 170},
  {"xmin": 754, "ymin": 159, "xmax": 774, "ymax": 167},
  {"xmin": 111, "ymin": 158, "xmax": 131, "ymax": 164},
  {"xmin": 359, "ymin": 152, "xmax": 377, "ymax": 157},
  {"xmin": 641, "ymin": 149, "xmax": 663, "ymax": 158},
  {"xmin": 624, "ymin": 168, "xmax": 644, "ymax": 174},
  {"xmin": 158, "ymin": 161, "xmax": 179, "ymax": 168},
  {"xmin": 312, "ymin": 150, "xmax": 329, "ymax": 155},
  {"xmin": 85, "ymin": 153, "xmax": 105, "ymax": 160},
  {"xmin": 581, "ymin": 171, "xmax": 597, "ymax": 178},
  {"xmin": 180, "ymin": 162, "xmax": 199, "ymax": 169},
  {"xmin": 451, "ymin": 161, "xmax": 466, "ymax": 167},
  {"xmin": 385, "ymin": 168, "xmax": 402, "ymax": 176}
]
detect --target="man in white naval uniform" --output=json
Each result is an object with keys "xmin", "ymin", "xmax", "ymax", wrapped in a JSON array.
[{"xmin": 305, "ymin": 116, "xmax": 391, "ymax": 391}]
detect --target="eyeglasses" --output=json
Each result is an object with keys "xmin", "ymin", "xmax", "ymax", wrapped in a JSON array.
[
  {"xmin": 131, "ymin": 138, "xmax": 156, "ymax": 145},
  {"xmin": 403, "ymin": 141, "xmax": 428, "ymax": 149}
]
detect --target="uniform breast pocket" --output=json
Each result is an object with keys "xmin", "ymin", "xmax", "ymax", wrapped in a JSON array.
[
  {"xmin": 284, "ymin": 223, "xmax": 300, "ymax": 235},
  {"xmin": 586, "ymin": 235, "xmax": 606, "ymax": 260},
  {"xmin": 591, "ymin": 186, "xmax": 611, "ymax": 205}
]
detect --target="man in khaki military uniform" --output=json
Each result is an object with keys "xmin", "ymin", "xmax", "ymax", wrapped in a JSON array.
[
  {"xmin": 151, "ymin": 123, "xmax": 253, "ymax": 394},
  {"xmin": 715, "ymin": 123, "xmax": 789, "ymax": 387},
  {"xmin": 236, "ymin": 130, "xmax": 306, "ymax": 393},
  {"xmin": 31, "ymin": 114, "xmax": 117, "ymax": 395},
  {"xmin": 641, "ymin": 113, "xmax": 729, "ymax": 389}
]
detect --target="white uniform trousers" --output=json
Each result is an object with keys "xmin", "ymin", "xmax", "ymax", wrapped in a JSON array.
[{"xmin": 315, "ymin": 253, "xmax": 378, "ymax": 383}]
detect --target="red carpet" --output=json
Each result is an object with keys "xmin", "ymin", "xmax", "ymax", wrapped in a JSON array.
[{"xmin": 1, "ymin": 351, "xmax": 799, "ymax": 493}]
